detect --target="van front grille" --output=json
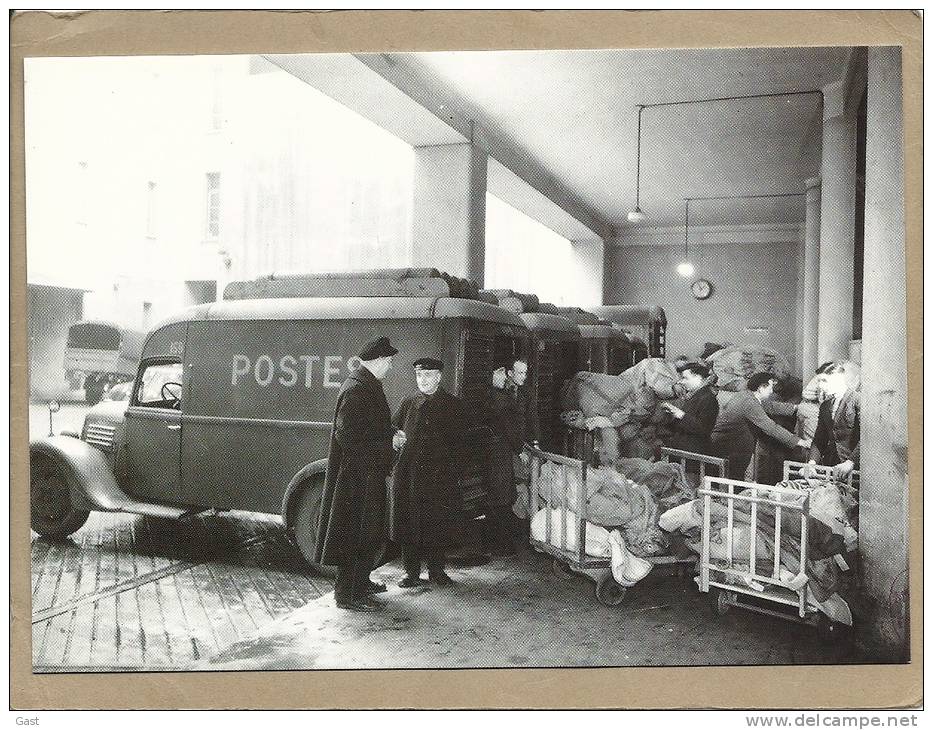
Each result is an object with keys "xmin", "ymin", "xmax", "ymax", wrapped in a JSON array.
[{"xmin": 84, "ymin": 423, "xmax": 116, "ymax": 451}]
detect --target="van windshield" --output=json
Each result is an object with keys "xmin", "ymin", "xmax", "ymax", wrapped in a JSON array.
[{"xmin": 136, "ymin": 361, "xmax": 184, "ymax": 408}]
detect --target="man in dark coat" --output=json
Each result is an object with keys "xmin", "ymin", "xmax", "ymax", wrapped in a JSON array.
[
  {"xmin": 315, "ymin": 337, "xmax": 403, "ymax": 612},
  {"xmin": 805, "ymin": 361, "xmax": 860, "ymax": 480},
  {"xmin": 483, "ymin": 361, "xmax": 524, "ymax": 555},
  {"xmin": 507, "ymin": 357, "xmax": 540, "ymax": 449},
  {"xmin": 660, "ymin": 361, "xmax": 719, "ymax": 456},
  {"xmin": 391, "ymin": 357, "xmax": 469, "ymax": 587},
  {"xmin": 710, "ymin": 372, "xmax": 811, "ymax": 481}
]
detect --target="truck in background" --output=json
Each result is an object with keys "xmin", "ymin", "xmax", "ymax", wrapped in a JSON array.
[{"xmin": 63, "ymin": 320, "xmax": 144, "ymax": 404}]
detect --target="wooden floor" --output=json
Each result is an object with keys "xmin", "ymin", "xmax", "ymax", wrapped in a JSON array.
[{"xmin": 31, "ymin": 510, "xmax": 332, "ymax": 671}]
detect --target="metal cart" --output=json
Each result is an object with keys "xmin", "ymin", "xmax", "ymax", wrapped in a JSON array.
[
  {"xmin": 656, "ymin": 447, "xmax": 729, "ymax": 576},
  {"xmin": 697, "ymin": 461, "xmax": 859, "ymax": 642},
  {"xmin": 526, "ymin": 442, "xmax": 626, "ymax": 605},
  {"xmin": 527, "ymin": 438, "xmax": 726, "ymax": 605}
]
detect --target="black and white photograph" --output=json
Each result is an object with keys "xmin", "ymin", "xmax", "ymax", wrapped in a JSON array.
[{"xmin": 17, "ymin": 12, "xmax": 914, "ymax": 704}]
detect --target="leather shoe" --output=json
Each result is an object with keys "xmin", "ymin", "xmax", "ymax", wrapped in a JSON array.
[
  {"xmin": 357, "ymin": 595, "xmax": 385, "ymax": 610},
  {"xmin": 366, "ymin": 580, "xmax": 388, "ymax": 594},
  {"xmin": 398, "ymin": 576, "xmax": 425, "ymax": 588},
  {"xmin": 430, "ymin": 572, "xmax": 455, "ymax": 586},
  {"xmin": 335, "ymin": 599, "xmax": 381, "ymax": 613}
]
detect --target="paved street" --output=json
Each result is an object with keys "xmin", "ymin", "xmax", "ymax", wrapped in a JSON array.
[{"xmin": 31, "ymin": 510, "xmax": 332, "ymax": 671}]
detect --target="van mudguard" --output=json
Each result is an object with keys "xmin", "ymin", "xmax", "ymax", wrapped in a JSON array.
[
  {"xmin": 280, "ymin": 458, "xmax": 329, "ymax": 521},
  {"xmin": 30, "ymin": 435, "xmax": 186, "ymax": 519}
]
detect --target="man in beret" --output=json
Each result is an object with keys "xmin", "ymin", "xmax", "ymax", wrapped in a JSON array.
[
  {"xmin": 315, "ymin": 336, "xmax": 406, "ymax": 612},
  {"xmin": 390, "ymin": 357, "xmax": 469, "ymax": 587}
]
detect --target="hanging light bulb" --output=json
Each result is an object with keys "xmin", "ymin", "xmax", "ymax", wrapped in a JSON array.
[
  {"xmin": 676, "ymin": 198, "xmax": 694, "ymax": 278},
  {"xmin": 627, "ymin": 105, "xmax": 647, "ymax": 224}
]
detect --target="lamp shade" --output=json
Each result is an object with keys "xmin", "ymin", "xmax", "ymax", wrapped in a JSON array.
[{"xmin": 627, "ymin": 208, "xmax": 647, "ymax": 223}]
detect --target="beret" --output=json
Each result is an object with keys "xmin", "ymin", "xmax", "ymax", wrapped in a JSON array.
[
  {"xmin": 358, "ymin": 336, "xmax": 398, "ymax": 361},
  {"xmin": 413, "ymin": 357, "xmax": 444, "ymax": 371}
]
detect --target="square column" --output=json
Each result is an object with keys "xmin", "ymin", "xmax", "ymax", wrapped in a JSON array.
[
  {"xmin": 857, "ymin": 46, "xmax": 909, "ymax": 662},
  {"xmin": 411, "ymin": 143, "xmax": 487, "ymax": 286}
]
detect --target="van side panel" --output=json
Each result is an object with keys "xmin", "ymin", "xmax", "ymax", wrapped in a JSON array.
[{"xmin": 181, "ymin": 318, "xmax": 442, "ymax": 514}]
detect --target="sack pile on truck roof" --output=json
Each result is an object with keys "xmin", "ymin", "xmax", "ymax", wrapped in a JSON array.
[
  {"xmin": 223, "ymin": 268, "xmax": 482, "ymax": 301},
  {"xmin": 479, "ymin": 288, "xmax": 540, "ymax": 314},
  {"xmin": 556, "ymin": 307, "xmax": 601, "ymax": 325}
]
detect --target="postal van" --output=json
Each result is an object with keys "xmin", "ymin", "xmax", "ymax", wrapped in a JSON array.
[{"xmin": 30, "ymin": 281, "xmax": 528, "ymax": 571}]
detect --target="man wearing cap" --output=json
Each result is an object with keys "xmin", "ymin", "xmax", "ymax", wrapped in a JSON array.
[
  {"xmin": 315, "ymin": 336, "xmax": 405, "ymax": 612},
  {"xmin": 390, "ymin": 357, "xmax": 469, "ymax": 587}
]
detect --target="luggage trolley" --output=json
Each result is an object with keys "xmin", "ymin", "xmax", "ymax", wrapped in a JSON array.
[
  {"xmin": 657, "ymin": 447, "xmax": 729, "ymax": 576},
  {"xmin": 526, "ymin": 442, "xmax": 627, "ymax": 606},
  {"xmin": 696, "ymin": 461, "xmax": 859, "ymax": 641}
]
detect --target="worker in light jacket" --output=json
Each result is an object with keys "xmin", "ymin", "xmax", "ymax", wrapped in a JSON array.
[
  {"xmin": 804, "ymin": 361, "xmax": 860, "ymax": 481},
  {"xmin": 710, "ymin": 371, "xmax": 811, "ymax": 481},
  {"xmin": 660, "ymin": 361, "xmax": 719, "ymax": 456}
]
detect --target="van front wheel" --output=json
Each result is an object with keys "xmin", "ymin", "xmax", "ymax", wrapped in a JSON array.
[
  {"xmin": 288, "ymin": 477, "xmax": 337, "ymax": 578},
  {"xmin": 31, "ymin": 453, "xmax": 90, "ymax": 539}
]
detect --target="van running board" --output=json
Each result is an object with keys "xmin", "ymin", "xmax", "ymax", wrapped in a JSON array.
[
  {"xmin": 81, "ymin": 475, "xmax": 189, "ymax": 520},
  {"xmin": 107, "ymin": 500, "xmax": 189, "ymax": 520}
]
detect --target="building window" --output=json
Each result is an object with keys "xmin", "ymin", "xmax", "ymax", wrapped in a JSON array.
[
  {"xmin": 484, "ymin": 193, "xmax": 573, "ymax": 306},
  {"xmin": 146, "ymin": 181, "xmax": 157, "ymax": 237},
  {"xmin": 205, "ymin": 172, "xmax": 220, "ymax": 240}
]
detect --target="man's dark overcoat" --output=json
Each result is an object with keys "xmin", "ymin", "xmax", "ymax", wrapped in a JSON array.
[
  {"xmin": 389, "ymin": 388, "xmax": 468, "ymax": 547},
  {"xmin": 663, "ymin": 383, "xmax": 720, "ymax": 456},
  {"xmin": 809, "ymin": 389, "xmax": 860, "ymax": 467},
  {"xmin": 485, "ymin": 386, "xmax": 524, "ymax": 507},
  {"xmin": 314, "ymin": 366, "xmax": 395, "ymax": 566}
]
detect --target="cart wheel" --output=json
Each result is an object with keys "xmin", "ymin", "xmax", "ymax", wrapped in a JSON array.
[
  {"xmin": 552, "ymin": 559, "xmax": 576, "ymax": 580},
  {"xmin": 816, "ymin": 613, "xmax": 850, "ymax": 646},
  {"xmin": 711, "ymin": 588, "xmax": 731, "ymax": 616},
  {"xmin": 595, "ymin": 576, "xmax": 627, "ymax": 606}
]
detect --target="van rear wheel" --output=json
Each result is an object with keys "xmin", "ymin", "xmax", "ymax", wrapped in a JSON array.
[
  {"xmin": 31, "ymin": 453, "xmax": 89, "ymax": 539},
  {"xmin": 289, "ymin": 476, "xmax": 337, "ymax": 578},
  {"xmin": 288, "ymin": 476, "xmax": 390, "ymax": 578}
]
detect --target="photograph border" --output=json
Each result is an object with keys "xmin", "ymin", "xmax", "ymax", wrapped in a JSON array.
[{"xmin": 10, "ymin": 8, "xmax": 923, "ymax": 710}]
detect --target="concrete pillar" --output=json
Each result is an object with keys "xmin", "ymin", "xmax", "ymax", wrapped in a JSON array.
[
  {"xmin": 801, "ymin": 176, "xmax": 822, "ymax": 378},
  {"xmin": 817, "ymin": 109, "xmax": 858, "ymax": 362},
  {"xmin": 857, "ymin": 47, "xmax": 908, "ymax": 662},
  {"xmin": 569, "ymin": 238, "xmax": 606, "ymax": 307},
  {"xmin": 411, "ymin": 143, "xmax": 487, "ymax": 286}
]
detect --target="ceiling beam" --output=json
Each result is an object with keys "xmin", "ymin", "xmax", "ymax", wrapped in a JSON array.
[{"xmin": 353, "ymin": 53, "xmax": 614, "ymax": 242}]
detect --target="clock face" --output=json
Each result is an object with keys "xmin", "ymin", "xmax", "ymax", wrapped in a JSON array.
[{"xmin": 691, "ymin": 279, "xmax": 712, "ymax": 300}]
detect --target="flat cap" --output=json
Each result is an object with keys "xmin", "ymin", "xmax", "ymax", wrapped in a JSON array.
[
  {"xmin": 358, "ymin": 336, "xmax": 398, "ymax": 361},
  {"xmin": 413, "ymin": 357, "xmax": 444, "ymax": 371}
]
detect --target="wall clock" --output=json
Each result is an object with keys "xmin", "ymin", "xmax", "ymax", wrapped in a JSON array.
[{"xmin": 691, "ymin": 279, "xmax": 713, "ymax": 300}]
